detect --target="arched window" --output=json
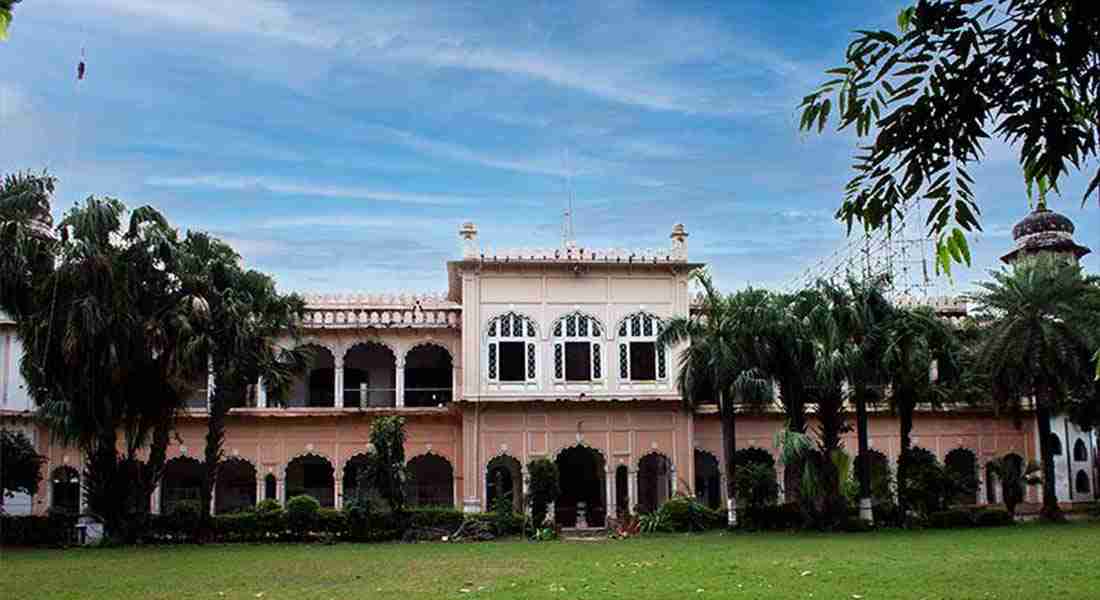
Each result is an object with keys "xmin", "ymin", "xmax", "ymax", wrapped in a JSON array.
[
  {"xmin": 552, "ymin": 312, "xmax": 603, "ymax": 383},
  {"xmin": 50, "ymin": 466, "xmax": 80, "ymax": 514},
  {"xmin": 1073, "ymin": 439, "xmax": 1088, "ymax": 462},
  {"xmin": 694, "ymin": 450, "xmax": 721, "ymax": 510},
  {"xmin": 486, "ymin": 455, "xmax": 523, "ymax": 511},
  {"xmin": 406, "ymin": 454, "xmax": 454, "ymax": 507},
  {"xmin": 215, "ymin": 459, "xmax": 257, "ymax": 514},
  {"xmin": 1048, "ymin": 433, "xmax": 1063, "ymax": 456},
  {"xmin": 486, "ymin": 312, "xmax": 538, "ymax": 383},
  {"xmin": 162, "ymin": 457, "xmax": 204, "ymax": 514},
  {"xmin": 264, "ymin": 474, "xmax": 277, "ymax": 501},
  {"xmin": 617, "ymin": 312, "xmax": 667, "ymax": 382},
  {"xmin": 1075, "ymin": 470, "xmax": 1091, "ymax": 495},
  {"xmin": 637, "ymin": 453, "xmax": 672, "ymax": 513},
  {"xmin": 285, "ymin": 455, "xmax": 335, "ymax": 508}
]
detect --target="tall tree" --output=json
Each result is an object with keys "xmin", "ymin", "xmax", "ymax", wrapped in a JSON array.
[
  {"xmin": 659, "ymin": 271, "xmax": 771, "ymax": 526},
  {"xmin": 880, "ymin": 305, "xmax": 961, "ymax": 516},
  {"xmin": 1, "ymin": 429, "xmax": 45, "ymax": 502},
  {"xmin": 799, "ymin": 0, "xmax": 1100, "ymax": 273},
  {"xmin": 969, "ymin": 254, "xmax": 1100, "ymax": 521},
  {"xmin": 174, "ymin": 232, "xmax": 306, "ymax": 524},
  {"xmin": 0, "ymin": 174, "xmax": 204, "ymax": 539}
]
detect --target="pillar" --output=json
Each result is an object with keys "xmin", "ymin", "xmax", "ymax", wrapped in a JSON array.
[
  {"xmin": 257, "ymin": 377, "xmax": 267, "ymax": 408},
  {"xmin": 522, "ymin": 468, "xmax": 531, "ymax": 515},
  {"xmin": 628, "ymin": 468, "xmax": 638, "ymax": 513},
  {"xmin": 334, "ymin": 360, "xmax": 345, "ymax": 409},
  {"xmin": 334, "ymin": 477, "xmax": 343, "ymax": 510},
  {"xmin": 206, "ymin": 362, "xmax": 215, "ymax": 411},
  {"xmin": 255, "ymin": 478, "xmax": 264, "ymax": 506},
  {"xmin": 152, "ymin": 483, "xmax": 161, "ymax": 515},
  {"xmin": 395, "ymin": 360, "xmax": 406, "ymax": 408},
  {"xmin": 209, "ymin": 487, "xmax": 217, "ymax": 516},
  {"xmin": 670, "ymin": 463, "xmax": 678, "ymax": 499},
  {"xmin": 276, "ymin": 478, "xmax": 286, "ymax": 506},
  {"xmin": 605, "ymin": 468, "xmax": 615, "ymax": 519}
]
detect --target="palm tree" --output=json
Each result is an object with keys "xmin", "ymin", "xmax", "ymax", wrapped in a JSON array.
[
  {"xmin": 969, "ymin": 254, "xmax": 1100, "ymax": 521},
  {"xmin": 659, "ymin": 271, "xmax": 771, "ymax": 526},
  {"xmin": 880, "ymin": 304, "xmax": 960, "ymax": 516},
  {"xmin": 0, "ymin": 180, "xmax": 204, "ymax": 539},
  {"xmin": 0, "ymin": 1, "xmax": 21, "ymax": 41},
  {"xmin": 174, "ymin": 231, "xmax": 307, "ymax": 523}
]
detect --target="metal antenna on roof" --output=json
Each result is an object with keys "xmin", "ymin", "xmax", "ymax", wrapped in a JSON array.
[{"xmin": 560, "ymin": 148, "xmax": 576, "ymax": 249}]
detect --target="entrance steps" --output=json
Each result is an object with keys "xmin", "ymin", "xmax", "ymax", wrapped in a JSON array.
[{"xmin": 561, "ymin": 527, "xmax": 607, "ymax": 541}]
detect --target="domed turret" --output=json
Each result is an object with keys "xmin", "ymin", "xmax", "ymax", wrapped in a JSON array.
[{"xmin": 1000, "ymin": 203, "xmax": 1090, "ymax": 265}]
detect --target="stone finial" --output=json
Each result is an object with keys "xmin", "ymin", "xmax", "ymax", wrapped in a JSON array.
[
  {"xmin": 459, "ymin": 221, "xmax": 479, "ymax": 258},
  {"xmin": 670, "ymin": 223, "xmax": 688, "ymax": 260}
]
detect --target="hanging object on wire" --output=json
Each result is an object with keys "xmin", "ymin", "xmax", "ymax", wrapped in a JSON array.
[{"xmin": 77, "ymin": 47, "xmax": 86, "ymax": 81}]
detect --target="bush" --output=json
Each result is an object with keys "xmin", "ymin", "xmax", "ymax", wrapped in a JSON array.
[
  {"xmin": 212, "ymin": 511, "xmax": 259, "ymax": 541},
  {"xmin": 286, "ymin": 495, "xmax": 320, "ymax": 535},
  {"xmin": 734, "ymin": 446, "xmax": 776, "ymax": 468},
  {"xmin": 407, "ymin": 506, "xmax": 466, "ymax": 531},
  {"xmin": 973, "ymin": 508, "xmax": 1014, "ymax": 527},
  {"xmin": 899, "ymin": 447, "xmax": 951, "ymax": 517},
  {"xmin": 739, "ymin": 502, "xmax": 802, "ymax": 531},
  {"xmin": 657, "ymin": 496, "xmax": 724, "ymax": 532},
  {"xmin": 526, "ymin": 458, "xmax": 560, "ymax": 528},
  {"xmin": 167, "ymin": 500, "xmax": 203, "ymax": 536},
  {"xmin": 928, "ymin": 509, "xmax": 975, "ymax": 529},
  {"xmin": 734, "ymin": 462, "xmax": 780, "ymax": 511},
  {"xmin": 317, "ymin": 508, "xmax": 347, "ymax": 535},
  {"xmin": 464, "ymin": 511, "xmax": 525, "ymax": 536},
  {"xmin": 254, "ymin": 500, "xmax": 286, "ymax": 536},
  {"xmin": 0, "ymin": 513, "xmax": 76, "ymax": 546}
]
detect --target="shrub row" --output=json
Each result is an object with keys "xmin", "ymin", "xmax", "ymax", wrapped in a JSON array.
[
  {"xmin": 927, "ymin": 507, "xmax": 1014, "ymax": 529},
  {"xmin": 143, "ymin": 499, "xmax": 525, "ymax": 544},
  {"xmin": 0, "ymin": 513, "xmax": 78, "ymax": 546}
]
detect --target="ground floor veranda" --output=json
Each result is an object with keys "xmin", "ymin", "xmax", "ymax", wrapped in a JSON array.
[{"xmin": 13, "ymin": 401, "xmax": 1072, "ymax": 522}]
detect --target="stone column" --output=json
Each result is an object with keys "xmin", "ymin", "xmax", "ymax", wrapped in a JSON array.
[
  {"xmin": 605, "ymin": 468, "xmax": 616, "ymax": 520},
  {"xmin": 522, "ymin": 468, "xmax": 531, "ymax": 515},
  {"xmin": 276, "ymin": 478, "xmax": 286, "ymax": 506},
  {"xmin": 255, "ymin": 478, "xmax": 264, "ymax": 505},
  {"xmin": 395, "ymin": 359, "xmax": 406, "ymax": 408},
  {"xmin": 256, "ymin": 377, "xmax": 267, "ymax": 408},
  {"xmin": 669, "ymin": 463, "xmax": 678, "ymax": 498},
  {"xmin": 209, "ymin": 487, "xmax": 217, "ymax": 516},
  {"xmin": 334, "ymin": 359, "xmax": 345, "ymax": 409},
  {"xmin": 334, "ymin": 477, "xmax": 343, "ymax": 510},
  {"xmin": 151, "ymin": 483, "xmax": 161, "ymax": 515},
  {"xmin": 206, "ymin": 363, "xmax": 215, "ymax": 411},
  {"xmin": 628, "ymin": 468, "xmax": 638, "ymax": 513}
]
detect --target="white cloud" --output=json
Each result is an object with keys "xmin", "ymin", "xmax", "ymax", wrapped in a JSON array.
[{"xmin": 144, "ymin": 174, "xmax": 476, "ymax": 205}]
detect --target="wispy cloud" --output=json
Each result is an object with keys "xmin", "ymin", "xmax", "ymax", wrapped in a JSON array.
[{"xmin": 145, "ymin": 174, "xmax": 476, "ymax": 205}]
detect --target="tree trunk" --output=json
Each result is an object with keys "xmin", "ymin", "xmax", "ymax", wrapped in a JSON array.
[
  {"xmin": 855, "ymin": 386, "xmax": 872, "ymax": 523},
  {"xmin": 781, "ymin": 378, "xmax": 805, "ymax": 504},
  {"xmin": 202, "ymin": 373, "xmax": 230, "ymax": 527},
  {"xmin": 895, "ymin": 395, "xmax": 915, "ymax": 518},
  {"xmin": 720, "ymin": 390, "xmax": 738, "ymax": 527},
  {"xmin": 1034, "ymin": 396, "xmax": 1064, "ymax": 522}
]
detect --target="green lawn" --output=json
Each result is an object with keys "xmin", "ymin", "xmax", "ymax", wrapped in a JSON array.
[{"xmin": 2, "ymin": 522, "xmax": 1098, "ymax": 599}]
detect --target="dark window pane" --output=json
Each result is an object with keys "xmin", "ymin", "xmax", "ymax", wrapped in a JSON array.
[
  {"xmin": 565, "ymin": 342, "xmax": 592, "ymax": 381},
  {"xmin": 630, "ymin": 342, "xmax": 656, "ymax": 380},
  {"xmin": 499, "ymin": 342, "xmax": 526, "ymax": 382}
]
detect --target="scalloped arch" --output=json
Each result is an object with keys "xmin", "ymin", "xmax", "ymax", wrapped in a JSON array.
[
  {"xmin": 343, "ymin": 340, "xmax": 398, "ymax": 361},
  {"xmin": 404, "ymin": 340, "xmax": 455, "ymax": 363},
  {"xmin": 551, "ymin": 440, "xmax": 608, "ymax": 465},
  {"xmin": 637, "ymin": 448, "xmax": 674, "ymax": 469},
  {"xmin": 484, "ymin": 311, "xmax": 540, "ymax": 339},
  {"xmin": 407, "ymin": 451, "xmax": 454, "ymax": 469},
  {"xmin": 339, "ymin": 451, "xmax": 373, "ymax": 474},
  {"xmin": 551, "ymin": 310, "xmax": 606, "ymax": 338},
  {"xmin": 281, "ymin": 451, "xmax": 335, "ymax": 479},
  {"xmin": 616, "ymin": 311, "xmax": 664, "ymax": 338}
]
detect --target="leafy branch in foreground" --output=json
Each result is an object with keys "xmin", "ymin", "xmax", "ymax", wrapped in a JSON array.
[
  {"xmin": 0, "ymin": 1, "xmax": 21, "ymax": 41},
  {"xmin": 800, "ymin": 0, "xmax": 1100, "ymax": 274}
]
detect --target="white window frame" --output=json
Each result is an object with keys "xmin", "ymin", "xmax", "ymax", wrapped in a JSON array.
[
  {"xmin": 551, "ymin": 311, "xmax": 604, "ymax": 383},
  {"xmin": 485, "ymin": 312, "xmax": 539, "ymax": 384},
  {"xmin": 617, "ymin": 312, "xmax": 667, "ymax": 383}
]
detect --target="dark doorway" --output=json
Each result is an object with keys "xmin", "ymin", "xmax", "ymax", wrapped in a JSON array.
[{"xmin": 555, "ymin": 446, "xmax": 606, "ymax": 527}]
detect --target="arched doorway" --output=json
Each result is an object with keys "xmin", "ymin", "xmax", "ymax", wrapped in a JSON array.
[
  {"xmin": 288, "ymin": 344, "xmax": 336, "ymax": 407},
  {"xmin": 694, "ymin": 450, "xmax": 721, "ymax": 510},
  {"xmin": 264, "ymin": 474, "xmax": 277, "ymax": 501},
  {"xmin": 555, "ymin": 445, "xmax": 606, "ymax": 527},
  {"xmin": 162, "ymin": 457, "xmax": 204, "ymax": 514},
  {"xmin": 1076, "ymin": 470, "xmax": 1091, "ymax": 495},
  {"xmin": 215, "ymin": 459, "xmax": 257, "ymax": 513},
  {"xmin": 50, "ymin": 466, "xmax": 80, "ymax": 514},
  {"xmin": 486, "ymin": 455, "xmax": 523, "ymax": 511},
  {"xmin": 945, "ymin": 448, "xmax": 979, "ymax": 505},
  {"xmin": 344, "ymin": 343, "xmax": 396, "ymax": 407},
  {"xmin": 406, "ymin": 454, "xmax": 454, "ymax": 507},
  {"xmin": 637, "ymin": 453, "xmax": 672, "ymax": 513},
  {"xmin": 285, "ymin": 455, "xmax": 335, "ymax": 507},
  {"xmin": 405, "ymin": 344, "xmax": 453, "ymax": 407},
  {"xmin": 1001, "ymin": 453, "xmax": 1026, "ymax": 504},
  {"xmin": 342, "ymin": 454, "xmax": 373, "ymax": 505}
]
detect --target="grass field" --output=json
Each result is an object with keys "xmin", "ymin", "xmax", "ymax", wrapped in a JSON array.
[{"xmin": 2, "ymin": 522, "xmax": 1098, "ymax": 599}]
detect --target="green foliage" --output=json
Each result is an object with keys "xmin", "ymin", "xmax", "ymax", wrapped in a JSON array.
[
  {"xmin": 658, "ymin": 496, "xmax": 725, "ymax": 532},
  {"xmin": 800, "ymin": 0, "xmax": 1100, "ymax": 272},
  {"xmin": 1, "ymin": 429, "xmax": 45, "ymax": 498},
  {"xmin": 898, "ymin": 447, "xmax": 951, "ymax": 517},
  {"xmin": 285, "ymin": 495, "xmax": 320, "ymax": 535},
  {"xmin": 167, "ymin": 500, "xmax": 202, "ymax": 536},
  {"xmin": 357, "ymin": 416, "xmax": 408, "ymax": 512},
  {"xmin": 734, "ymin": 462, "xmax": 780, "ymax": 511},
  {"xmin": 526, "ymin": 458, "xmax": 560, "ymax": 527},
  {"xmin": 638, "ymin": 509, "xmax": 668, "ymax": 534},
  {"xmin": 0, "ymin": 1, "xmax": 19, "ymax": 41},
  {"xmin": 0, "ymin": 512, "xmax": 75, "ymax": 546},
  {"xmin": 973, "ymin": 508, "xmax": 1014, "ymax": 527},
  {"xmin": 734, "ymin": 447, "xmax": 776, "ymax": 468},
  {"xmin": 738, "ymin": 502, "xmax": 803, "ymax": 531},
  {"xmin": 987, "ymin": 456, "xmax": 1041, "ymax": 517},
  {"xmin": 928, "ymin": 507, "xmax": 1015, "ymax": 529}
]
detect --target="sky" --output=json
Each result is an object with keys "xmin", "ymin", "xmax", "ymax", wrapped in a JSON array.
[{"xmin": 1, "ymin": 0, "xmax": 1096, "ymax": 295}]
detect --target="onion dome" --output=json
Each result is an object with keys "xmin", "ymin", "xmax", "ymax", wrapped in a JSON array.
[{"xmin": 1000, "ymin": 204, "xmax": 1091, "ymax": 264}]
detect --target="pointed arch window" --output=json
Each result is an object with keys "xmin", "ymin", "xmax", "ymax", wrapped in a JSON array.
[
  {"xmin": 486, "ymin": 312, "xmax": 538, "ymax": 383},
  {"xmin": 552, "ymin": 312, "xmax": 603, "ymax": 382},
  {"xmin": 617, "ymin": 312, "xmax": 667, "ymax": 382}
]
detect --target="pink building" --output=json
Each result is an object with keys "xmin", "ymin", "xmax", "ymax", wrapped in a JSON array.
[{"xmin": 2, "ymin": 214, "xmax": 1096, "ymax": 521}]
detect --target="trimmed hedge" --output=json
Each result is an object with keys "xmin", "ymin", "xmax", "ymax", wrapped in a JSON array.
[
  {"xmin": 928, "ymin": 507, "xmax": 1014, "ymax": 529},
  {"xmin": 0, "ymin": 513, "xmax": 77, "ymax": 546},
  {"xmin": 737, "ymin": 502, "xmax": 802, "ymax": 531}
]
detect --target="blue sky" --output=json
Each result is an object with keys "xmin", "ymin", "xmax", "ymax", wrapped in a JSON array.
[{"xmin": 2, "ymin": 0, "xmax": 1096, "ymax": 294}]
